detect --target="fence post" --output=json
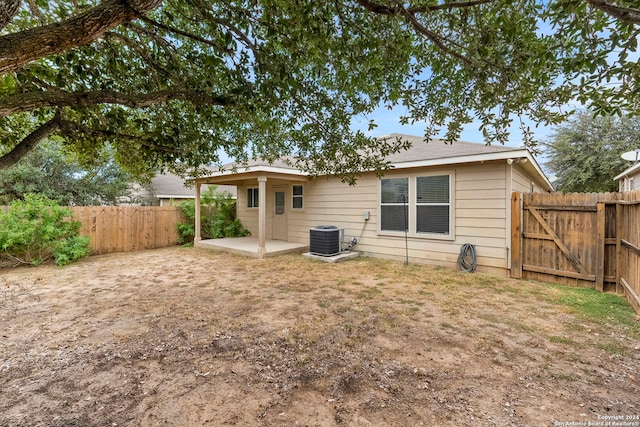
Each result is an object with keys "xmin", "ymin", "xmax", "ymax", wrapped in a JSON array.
[
  {"xmin": 510, "ymin": 192, "xmax": 522, "ymax": 279},
  {"xmin": 595, "ymin": 202, "xmax": 605, "ymax": 292}
]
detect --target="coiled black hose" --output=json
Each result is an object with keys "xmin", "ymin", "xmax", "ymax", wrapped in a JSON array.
[{"xmin": 457, "ymin": 243, "xmax": 477, "ymax": 273}]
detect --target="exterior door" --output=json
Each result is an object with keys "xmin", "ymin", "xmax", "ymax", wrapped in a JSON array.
[{"xmin": 272, "ymin": 187, "xmax": 288, "ymax": 240}]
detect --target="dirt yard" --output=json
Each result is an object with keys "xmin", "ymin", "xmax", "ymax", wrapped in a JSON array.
[{"xmin": 1, "ymin": 247, "xmax": 639, "ymax": 427}]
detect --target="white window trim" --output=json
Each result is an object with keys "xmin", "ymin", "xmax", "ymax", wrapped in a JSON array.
[
  {"xmin": 247, "ymin": 187, "xmax": 259, "ymax": 209},
  {"xmin": 379, "ymin": 176, "xmax": 410, "ymax": 233},
  {"xmin": 377, "ymin": 172, "xmax": 455, "ymax": 241},
  {"xmin": 415, "ymin": 174, "xmax": 452, "ymax": 236},
  {"xmin": 291, "ymin": 184, "xmax": 304, "ymax": 210}
]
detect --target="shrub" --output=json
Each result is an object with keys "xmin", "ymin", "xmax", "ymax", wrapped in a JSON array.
[
  {"xmin": 0, "ymin": 194, "xmax": 91, "ymax": 266},
  {"xmin": 177, "ymin": 187, "xmax": 250, "ymax": 243}
]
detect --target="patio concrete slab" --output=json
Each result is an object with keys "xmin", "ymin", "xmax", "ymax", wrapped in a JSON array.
[
  {"xmin": 302, "ymin": 251, "xmax": 360, "ymax": 263},
  {"xmin": 195, "ymin": 237, "xmax": 308, "ymax": 258}
]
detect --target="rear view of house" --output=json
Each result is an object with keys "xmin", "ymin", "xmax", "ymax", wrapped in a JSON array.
[{"xmin": 195, "ymin": 134, "xmax": 552, "ymax": 276}]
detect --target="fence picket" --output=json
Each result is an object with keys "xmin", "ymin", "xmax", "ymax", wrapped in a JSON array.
[
  {"xmin": 66, "ymin": 206, "xmax": 184, "ymax": 255},
  {"xmin": 514, "ymin": 191, "xmax": 640, "ymax": 314}
]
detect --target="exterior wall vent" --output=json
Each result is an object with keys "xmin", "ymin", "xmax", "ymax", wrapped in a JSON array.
[{"xmin": 309, "ymin": 226, "xmax": 342, "ymax": 256}]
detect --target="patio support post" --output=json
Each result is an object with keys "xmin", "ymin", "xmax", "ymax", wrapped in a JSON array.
[
  {"xmin": 258, "ymin": 176, "xmax": 267, "ymax": 256},
  {"xmin": 194, "ymin": 181, "xmax": 202, "ymax": 242}
]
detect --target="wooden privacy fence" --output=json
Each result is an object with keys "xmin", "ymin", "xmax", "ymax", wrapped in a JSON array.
[
  {"xmin": 69, "ymin": 206, "xmax": 184, "ymax": 255},
  {"xmin": 511, "ymin": 191, "xmax": 640, "ymax": 314}
]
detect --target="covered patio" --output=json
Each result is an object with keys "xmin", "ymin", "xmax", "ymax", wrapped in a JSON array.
[
  {"xmin": 193, "ymin": 159, "xmax": 309, "ymax": 259},
  {"xmin": 194, "ymin": 237, "xmax": 308, "ymax": 258}
]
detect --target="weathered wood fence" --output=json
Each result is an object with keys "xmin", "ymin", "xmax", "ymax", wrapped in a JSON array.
[
  {"xmin": 69, "ymin": 206, "xmax": 184, "ymax": 255},
  {"xmin": 511, "ymin": 191, "xmax": 640, "ymax": 314}
]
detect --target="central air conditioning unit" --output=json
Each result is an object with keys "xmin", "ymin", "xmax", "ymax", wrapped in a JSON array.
[{"xmin": 309, "ymin": 225, "xmax": 343, "ymax": 256}]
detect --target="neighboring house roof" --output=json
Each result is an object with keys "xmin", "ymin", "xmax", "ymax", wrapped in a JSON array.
[
  {"xmin": 614, "ymin": 162, "xmax": 640, "ymax": 182},
  {"xmin": 151, "ymin": 173, "xmax": 237, "ymax": 199},
  {"xmin": 200, "ymin": 133, "xmax": 552, "ymax": 190}
]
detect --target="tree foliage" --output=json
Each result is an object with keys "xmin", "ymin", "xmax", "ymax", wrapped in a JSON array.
[
  {"xmin": 0, "ymin": 193, "xmax": 91, "ymax": 266},
  {"xmin": 543, "ymin": 111, "xmax": 640, "ymax": 193},
  {"xmin": 177, "ymin": 186, "xmax": 249, "ymax": 244},
  {"xmin": 0, "ymin": 140, "xmax": 141, "ymax": 205},
  {"xmin": 0, "ymin": 0, "xmax": 639, "ymax": 181}
]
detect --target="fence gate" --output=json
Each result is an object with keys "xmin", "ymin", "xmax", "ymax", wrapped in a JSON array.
[
  {"xmin": 511, "ymin": 192, "xmax": 619, "ymax": 290},
  {"xmin": 511, "ymin": 191, "xmax": 640, "ymax": 314}
]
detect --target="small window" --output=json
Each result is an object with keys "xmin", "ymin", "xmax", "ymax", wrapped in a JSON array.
[
  {"xmin": 247, "ymin": 187, "xmax": 259, "ymax": 208},
  {"xmin": 380, "ymin": 177, "xmax": 409, "ymax": 232},
  {"xmin": 292, "ymin": 185, "xmax": 303, "ymax": 209}
]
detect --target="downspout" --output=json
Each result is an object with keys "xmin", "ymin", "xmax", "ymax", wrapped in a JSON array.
[{"xmin": 506, "ymin": 159, "xmax": 513, "ymax": 271}]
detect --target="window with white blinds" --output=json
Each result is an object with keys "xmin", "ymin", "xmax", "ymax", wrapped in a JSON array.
[
  {"xmin": 416, "ymin": 175, "xmax": 450, "ymax": 234},
  {"xmin": 380, "ymin": 178, "xmax": 409, "ymax": 232},
  {"xmin": 379, "ymin": 174, "xmax": 452, "ymax": 237},
  {"xmin": 247, "ymin": 187, "xmax": 259, "ymax": 208}
]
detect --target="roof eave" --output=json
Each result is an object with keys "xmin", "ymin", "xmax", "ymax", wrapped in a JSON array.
[
  {"xmin": 614, "ymin": 162, "xmax": 640, "ymax": 181},
  {"xmin": 199, "ymin": 165, "xmax": 307, "ymax": 179},
  {"xmin": 155, "ymin": 194, "xmax": 195, "ymax": 199},
  {"xmin": 391, "ymin": 149, "xmax": 553, "ymax": 191},
  {"xmin": 195, "ymin": 149, "xmax": 553, "ymax": 191}
]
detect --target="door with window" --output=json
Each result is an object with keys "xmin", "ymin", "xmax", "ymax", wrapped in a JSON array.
[{"xmin": 272, "ymin": 186, "xmax": 288, "ymax": 240}]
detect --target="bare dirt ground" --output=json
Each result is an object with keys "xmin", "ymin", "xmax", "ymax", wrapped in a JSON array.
[{"xmin": 1, "ymin": 246, "xmax": 639, "ymax": 427}]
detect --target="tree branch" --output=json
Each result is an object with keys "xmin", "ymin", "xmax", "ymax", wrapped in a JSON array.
[
  {"xmin": 355, "ymin": 0, "xmax": 498, "ymax": 69},
  {"xmin": 136, "ymin": 14, "xmax": 234, "ymax": 54},
  {"xmin": 415, "ymin": 0, "xmax": 494, "ymax": 12},
  {"xmin": 0, "ymin": 0, "xmax": 21, "ymax": 31},
  {"xmin": 586, "ymin": 0, "xmax": 640, "ymax": 25},
  {"xmin": 0, "ymin": 88, "xmax": 231, "ymax": 116},
  {"xmin": 104, "ymin": 31, "xmax": 173, "ymax": 79},
  {"xmin": 122, "ymin": 21, "xmax": 182, "ymax": 65},
  {"xmin": 399, "ymin": 8, "xmax": 475, "ymax": 66},
  {"xmin": 57, "ymin": 118, "xmax": 180, "ymax": 153},
  {"xmin": 355, "ymin": 0, "xmax": 493, "ymax": 15},
  {"xmin": 0, "ymin": 111, "xmax": 61, "ymax": 169},
  {"xmin": 184, "ymin": 0, "xmax": 259, "ymax": 55},
  {"xmin": 0, "ymin": 0, "xmax": 162, "ymax": 74}
]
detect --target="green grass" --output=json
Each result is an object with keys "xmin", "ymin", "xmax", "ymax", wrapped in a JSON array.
[
  {"xmin": 596, "ymin": 342, "xmax": 625, "ymax": 355},
  {"xmin": 548, "ymin": 335, "xmax": 577, "ymax": 345},
  {"xmin": 397, "ymin": 298, "xmax": 425, "ymax": 306},
  {"xmin": 356, "ymin": 287, "xmax": 382, "ymax": 299},
  {"xmin": 551, "ymin": 286, "xmax": 640, "ymax": 337}
]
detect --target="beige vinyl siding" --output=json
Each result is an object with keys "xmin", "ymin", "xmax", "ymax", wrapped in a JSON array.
[
  {"xmin": 454, "ymin": 162, "xmax": 508, "ymax": 273},
  {"xmin": 619, "ymin": 173, "xmax": 640, "ymax": 192},
  {"xmin": 236, "ymin": 185, "xmax": 259, "ymax": 234},
  {"xmin": 283, "ymin": 161, "xmax": 510, "ymax": 275},
  {"xmin": 511, "ymin": 166, "xmax": 530, "ymax": 193},
  {"xmin": 288, "ymin": 176, "xmax": 377, "ymax": 245},
  {"xmin": 238, "ymin": 181, "xmax": 293, "ymax": 239},
  {"xmin": 511, "ymin": 164, "xmax": 548, "ymax": 193},
  {"xmin": 230, "ymin": 159, "xmax": 545, "ymax": 276}
]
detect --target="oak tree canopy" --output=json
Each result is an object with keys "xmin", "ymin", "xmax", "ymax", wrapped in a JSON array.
[{"xmin": 0, "ymin": 0, "xmax": 638, "ymax": 181}]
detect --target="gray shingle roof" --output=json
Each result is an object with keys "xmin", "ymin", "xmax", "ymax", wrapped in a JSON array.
[
  {"xmin": 152, "ymin": 173, "xmax": 237, "ymax": 198},
  {"xmin": 221, "ymin": 134, "xmax": 522, "ymax": 170},
  {"xmin": 380, "ymin": 133, "xmax": 522, "ymax": 164},
  {"xmin": 220, "ymin": 156, "xmax": 298, "ymax": 171}
]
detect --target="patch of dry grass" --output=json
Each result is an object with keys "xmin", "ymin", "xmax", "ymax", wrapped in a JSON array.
[{"xmin": 1, "ymin": 247, "xmax": 639, "ymax": 427}]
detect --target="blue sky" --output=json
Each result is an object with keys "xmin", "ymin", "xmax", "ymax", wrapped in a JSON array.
[
  {"xmin": 349, "ymin": 104, "xmax": 561, "ymax": 177},
  {"xmin": 351, "ymin": 104, "xmax": 554, "ymax": 150}
]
